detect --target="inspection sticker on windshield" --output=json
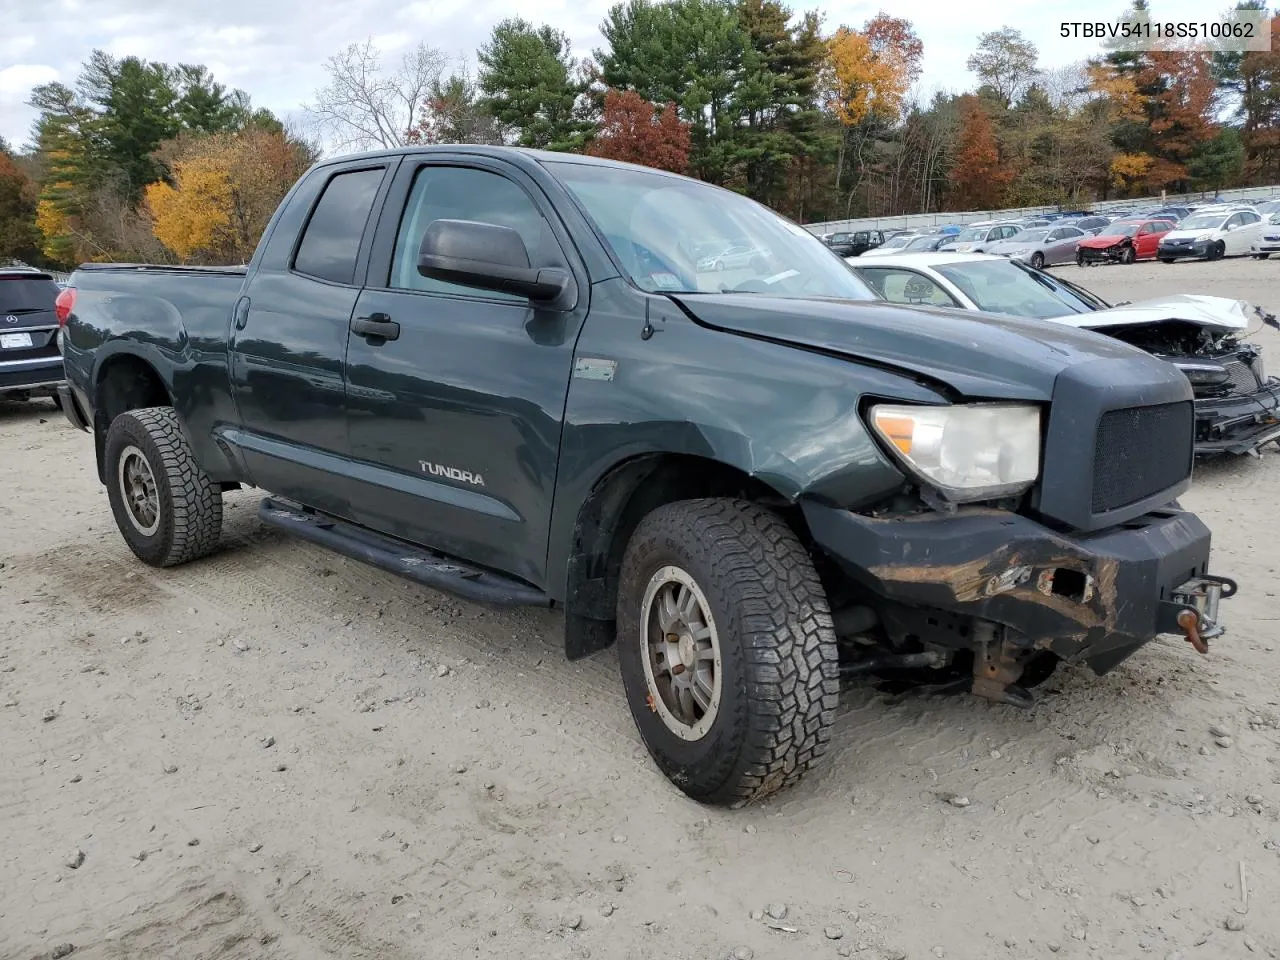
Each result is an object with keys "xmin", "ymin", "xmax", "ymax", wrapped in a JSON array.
[{"xmin": 650, "ymin": 272, "xmax": 681, "ymax": 290}]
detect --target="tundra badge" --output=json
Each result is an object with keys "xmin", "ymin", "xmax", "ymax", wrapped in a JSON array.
[{"xmin": 419, "ymin": 461, "xmax": 485, "ymax": 486}]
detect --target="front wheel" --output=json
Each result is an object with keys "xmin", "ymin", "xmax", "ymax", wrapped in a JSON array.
[
  {"xmin": 616, "ymin": 498, "xmax": 839, "ymax": 806},
  {"xmin": 104, "ymin": 406, "xmax": 223, "ymax": 567},
  {"xmin": 1120, "ymin": 245, "xmax": 1136, "ymax": 264},
  {"xmin": 1254, "ymin": 253, "xmax": 1270, "ymax": 260},
  {"xmin": 1159, "ymin": 257, "xmax": 1175, "ymax": 263},
  {"xmin": 1209, "ymin": 241, "xmax": 1225, "ymax": 261}
]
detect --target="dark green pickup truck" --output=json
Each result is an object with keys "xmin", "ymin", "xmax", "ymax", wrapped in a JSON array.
[{"xmin": 56, "ymin": 146, "xmax": 1235, "ymax": 805}]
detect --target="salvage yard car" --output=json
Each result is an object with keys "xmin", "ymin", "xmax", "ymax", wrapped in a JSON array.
[
  {"xmin": 1158, "ymin": 209, "xmax": 1266, "ymax": 262},
  {"xmin": 1250, "ymin": 213, "xmax": 1280, "ymax": 259},
  {"xmin": 54, "ymin": 146, "xmax": 1236, "ymax": 806},
  {"xmin": 847, "ymin": 252, "xmax": 1280, "ymax": 457},
  {"xmin": 984, "ymin": 224, "xmax": 1086, "ymax": 268},
  {"xmin": 1077, "ymin": 218, "xmax": 1175, "ymax": 264},
  {"xmin": 0, "ymin": 266, "xmax": 66, "ymax": 409}
]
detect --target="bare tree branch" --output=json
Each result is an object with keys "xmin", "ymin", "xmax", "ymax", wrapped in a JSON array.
[{"xmin": 303, "ymin": 38, "xmax": 448, "ymax": 152}]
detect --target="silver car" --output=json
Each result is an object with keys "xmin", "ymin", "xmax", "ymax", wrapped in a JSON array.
[{"xmin": 985, "ymin": 224, "xmax": 1087, "ymax": 268}]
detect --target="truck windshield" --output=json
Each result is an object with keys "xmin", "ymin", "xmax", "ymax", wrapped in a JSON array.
[{"xmin": 546, "ymin": 160, "xmax": 876, "ymax": 301}]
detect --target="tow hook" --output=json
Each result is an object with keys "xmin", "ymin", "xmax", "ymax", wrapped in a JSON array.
[
  {"xmin": 1167, "ymin": 575, "xmax": 1237, "ymax": 655},
  {"xmin": 1177, "ymin": 608, "xmax": 1208, "ymax": 655}
]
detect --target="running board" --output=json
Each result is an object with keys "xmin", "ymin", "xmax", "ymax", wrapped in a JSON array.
[{"xmin": 258, "ymin": 497, "xmax": 552, "ymax": 607}]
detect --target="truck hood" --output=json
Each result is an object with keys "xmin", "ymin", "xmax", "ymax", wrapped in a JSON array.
[
  {"xmin": 668, "ymin": 292, "xmax": 1152, "ymax": 402},
  {"xmin": 1047, "ymin": 294, "xmax": 1253, "ymax": 333}
]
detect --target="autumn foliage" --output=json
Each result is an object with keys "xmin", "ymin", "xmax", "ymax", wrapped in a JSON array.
[
  {"xmin": 823, "ymin": 14, "xmax": 922, "ymax": 127},
  {"xmin": 145, "ymin": 128, "xmax": 313, "ymax": 263},
  {"xmin": 584, "ymin": 89, "xmax": 691, "ymax": 173},
  {"xmin": 948, "ymin": 96, "xmax": 1015, "ymax": 209}
]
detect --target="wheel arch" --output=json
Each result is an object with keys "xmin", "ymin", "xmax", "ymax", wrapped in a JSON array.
[
  {"xmin": 91, "ymin": 351, "xmax": 174, "ymax": 484},
  {"xmin": 558, "ymin": 451, "xmax": 817, "ymax": 660}
]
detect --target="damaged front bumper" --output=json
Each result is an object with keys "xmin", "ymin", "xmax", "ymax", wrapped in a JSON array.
[
  {"xmin": 801, "ymin": 500, "xmax": 1234, "ymax": 678},
  {"xmin": 1195, "ymin": 376, "xmax": 1280, "ymax": 455},
  {"xmin": 1077, "ymin": 245, "xmax": 1130, "ymax": 264}
]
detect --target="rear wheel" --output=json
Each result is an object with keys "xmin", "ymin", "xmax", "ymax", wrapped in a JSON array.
[
  {"xmin": 104, "ymin": 406, "xmax": 223, "ymax": 567},
  {"xmin": 1030, "ymin": 252, "xmax": 1045, "ymax": 269},
  {"xmin": 616, "ymin": 498, "xmax": 839, "ymax": 806},
  {"xmin": 1254, "ymin": 253, "xmax": 1270, "ymax": 260}
]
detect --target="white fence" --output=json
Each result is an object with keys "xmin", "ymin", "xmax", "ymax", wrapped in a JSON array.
[{"xmin": 802, "ymin": 183, "xmax": 1280, "ymax": 236}]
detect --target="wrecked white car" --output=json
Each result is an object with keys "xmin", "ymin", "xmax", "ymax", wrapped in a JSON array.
[{"xmin": 846, "ymin": 252, "xmax": 1280, "ymax": 456}]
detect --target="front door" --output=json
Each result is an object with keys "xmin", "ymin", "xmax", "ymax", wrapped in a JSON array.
[
  {"xmin": 342, "ymin": 157, "xmax": 590, "ymax": 587},
  {"xmin": 227, "ymin": 162, "xmax": 394, "ymax": 514}
]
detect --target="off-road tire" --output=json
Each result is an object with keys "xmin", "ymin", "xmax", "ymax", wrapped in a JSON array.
[
  {"xmin": 616, "ymin": 498, "xmax": 839, "ymax": 806},
  {"xmin": 104, "ymin": 406, "xmax": 223, "ymax": 567}
]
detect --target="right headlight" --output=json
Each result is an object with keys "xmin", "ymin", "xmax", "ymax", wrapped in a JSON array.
[{"xmin": 868, "ymin": 402, "xmax": 1042, "ymax": 502}]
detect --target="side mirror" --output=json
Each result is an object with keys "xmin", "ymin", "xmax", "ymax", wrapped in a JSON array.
[{"xmin": 418, "ymin": 219, "xmax": 571, "ymax": 304}]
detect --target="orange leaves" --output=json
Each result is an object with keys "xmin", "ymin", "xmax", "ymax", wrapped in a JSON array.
[
  {"xmin": 145, "ymin": 128, "xmax": 312, "ymax": 263},
  {"xmin": 585, "ymin": 88, "xmax": 692, "ymax": 173},
  {"xmin": 145, "ymin": 155, "xmax": 233, "ymax": 263},
  {"xmin": 1109, "ymin": 151, "xmax": 1154, "ymax": 189},
  {"xmin": 1086, "ymin": 64, "xmax": 1144, "ymax": 124},
  {"xmin": 823, "ymin": 15, "xmax": 922, "ymax": 128},
  {"xmin": 948, "ymin": 96, "xmax": 1014, "ymax": 209}
]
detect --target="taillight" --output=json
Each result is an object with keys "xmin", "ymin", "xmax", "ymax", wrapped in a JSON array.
[{"xmin": 55, "ymin": 287, "xmax": 76, "ymax": 326}]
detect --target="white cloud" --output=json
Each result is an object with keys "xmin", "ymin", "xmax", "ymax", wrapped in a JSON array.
[
  {"xmin": 0, "ymin": 0, "xmax": 1241, "ymax": 150},
  {"xmin": 0, "ymin": 65, "xmax": 60, "ymax": 99}
]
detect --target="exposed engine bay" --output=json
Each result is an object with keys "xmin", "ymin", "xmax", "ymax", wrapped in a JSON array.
[{"xmin": 1102, "ymin": 319, "xmax": 1268, "ymax": 399}]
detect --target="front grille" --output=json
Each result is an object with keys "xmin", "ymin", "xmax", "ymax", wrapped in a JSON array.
[
  {"xmin": 1093, "ymin": 401, "xmax": 1193, "ymax": 513},
  {"xmin": 1224, "ymin": 358, "xmax": 1262, "ymax": 394}
]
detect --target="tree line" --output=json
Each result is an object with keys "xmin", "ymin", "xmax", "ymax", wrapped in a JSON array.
[{"xmin": 2, "ymin": 0, "xmax": 1278, "ymax": 269}]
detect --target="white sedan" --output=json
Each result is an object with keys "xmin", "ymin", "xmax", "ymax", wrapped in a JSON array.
[
  {"xmin": 1156, "ymin": 209, "xmax": 1266, "ymax": 261},
  {"xmin": 844, "ymin": 252, "xmax": 1280, "ymax": 456}
]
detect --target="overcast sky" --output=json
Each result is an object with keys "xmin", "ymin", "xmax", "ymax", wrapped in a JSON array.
[{"xmin": 0, "ymin": 0, "xmax": 1248, "ymax": 151}]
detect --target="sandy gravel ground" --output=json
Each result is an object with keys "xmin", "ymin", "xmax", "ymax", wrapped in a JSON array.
[{"xmin": 2, "ymin": 257, "xmax": 1280, "ymax": 960}]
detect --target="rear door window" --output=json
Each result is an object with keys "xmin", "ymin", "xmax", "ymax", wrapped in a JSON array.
[{"xmin": 292, "ymin": 168, "xmax": 386, "ymax": 285}]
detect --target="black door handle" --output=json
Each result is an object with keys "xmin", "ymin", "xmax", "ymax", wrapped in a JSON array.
[{"xmin": 351, "ymin": 313, "xmax": 400, "ymax": 341}]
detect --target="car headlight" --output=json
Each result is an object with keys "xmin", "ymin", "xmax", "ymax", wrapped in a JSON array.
[
  {"xmin": 869, "ymin": 402, "xmax": 1041, "ymax": 501},
  {"xmin": 1198, "ymin": 233, "xmax": 1214, "ymax": 241}
]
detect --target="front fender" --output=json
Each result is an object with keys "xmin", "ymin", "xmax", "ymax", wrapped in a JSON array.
[{"xmin": 544, "ymin": 282, "xmax": 947, "ymax": 600}]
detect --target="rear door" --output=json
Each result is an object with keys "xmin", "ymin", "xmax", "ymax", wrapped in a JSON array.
[
  {"xmin": 341, "ymin": 155, "xmax": 590, "ymax": 586},
  {"xmin": 227, "ymin": 160, "xmax": 397, "ymax": 514}
]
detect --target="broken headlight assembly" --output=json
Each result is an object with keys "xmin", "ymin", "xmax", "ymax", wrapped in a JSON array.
[{"xmin": 868, "ymin": 402, "xmax": 1041, "ymax": 502}]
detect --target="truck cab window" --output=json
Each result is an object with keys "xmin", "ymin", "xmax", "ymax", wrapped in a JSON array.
[
  {"xmin": 390, "ymin": 166, "xmax": 560, "ymax": 301},
  {"xmin": 292, "ymin": 168, "xmax": 384, "ymax": 285}
]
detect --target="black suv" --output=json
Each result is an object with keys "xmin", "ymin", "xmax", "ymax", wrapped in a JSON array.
[
  {"xmin": 825, "ymin": 229, "xmax": 885, "ymax": 257},
  {"xmin": 1, "ymin": 268, "xmax": 65, "ymax": 408}
]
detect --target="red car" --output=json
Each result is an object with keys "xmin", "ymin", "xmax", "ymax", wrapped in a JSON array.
[{"xmin": 1076, "ymin": 218, "xmax": 1176, "ymax": 265}]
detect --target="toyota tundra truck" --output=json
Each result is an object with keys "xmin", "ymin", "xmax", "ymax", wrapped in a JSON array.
[{"xmin": 55, "ymin": 146, "xmax": 1236, "ymax": 806}]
